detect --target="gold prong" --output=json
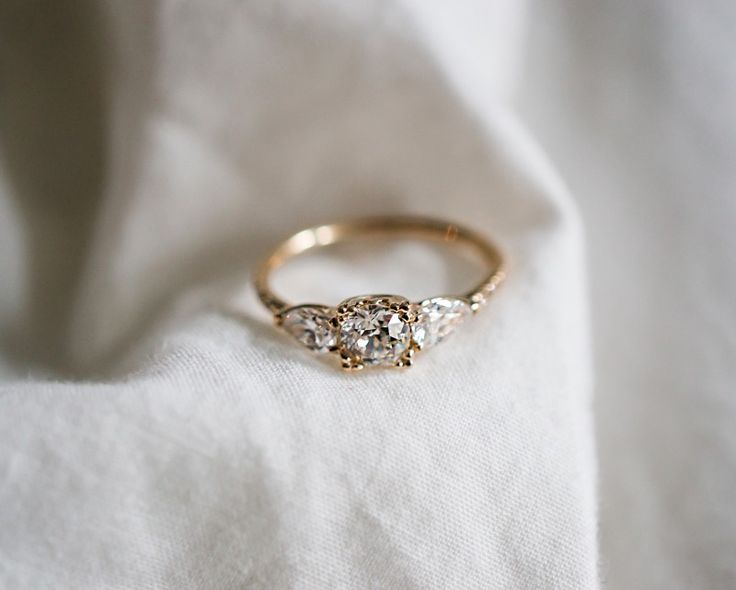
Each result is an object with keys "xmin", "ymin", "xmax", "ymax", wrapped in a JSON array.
[
  {"xmin": 339, "ymin": 351, "xmax": 363, "ymax": 371},
  {"xmin": 399, "ymin": 308, "xmax": 414, "ymax": 322},
  {"xmin": 341, "ymin": 358, "xmax": 364, "ymax": 371},
  {"xmin": 396, "ymin": 348, "xmax": 414, "ymax": 368}
]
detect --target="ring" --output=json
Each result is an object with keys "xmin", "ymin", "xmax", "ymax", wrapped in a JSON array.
[{"xmin": 255, "ymin": 216, "xmax": 506, "ymax": 371}]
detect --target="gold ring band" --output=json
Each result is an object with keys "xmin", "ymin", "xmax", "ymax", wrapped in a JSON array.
[{"xmin": 255, "ymin": 216, "xmax": 506, "ymax": 370}]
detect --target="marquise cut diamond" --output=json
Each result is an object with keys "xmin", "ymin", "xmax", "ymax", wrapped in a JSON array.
[
  {"xmin": 412, "ymin": 297, "xmax": 471, "ymax": 350},
  {"xmin": 281, "ymin": 306, "xmax": 336, "ymax": 353}
]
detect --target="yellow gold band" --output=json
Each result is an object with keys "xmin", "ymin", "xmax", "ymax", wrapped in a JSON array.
[
  {"xmin": 255, "ymin": 216, "xmax": 506, "ymax": 314},
  {"xmin": 254, "ymin": 216, "xmax": 506, "ymax": 370}
]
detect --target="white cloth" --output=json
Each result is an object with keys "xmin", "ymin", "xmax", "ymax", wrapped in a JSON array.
[
  {"xmin": 0, "ymin": 1, "xmax": 733, "ymax": 588},
  {"xmin": 518, "ymin": 1, "xmax": 736, "ymax": 588}
]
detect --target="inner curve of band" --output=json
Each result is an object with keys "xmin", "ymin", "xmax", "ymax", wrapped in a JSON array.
[{"xmin": 257, "ymin": 216, "xmax": 504, "ymax": 313}]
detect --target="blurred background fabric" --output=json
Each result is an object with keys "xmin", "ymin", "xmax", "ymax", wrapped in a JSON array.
[{"xmin": 0, "ymin": 1, "xmax": 734, "ymax": 588}]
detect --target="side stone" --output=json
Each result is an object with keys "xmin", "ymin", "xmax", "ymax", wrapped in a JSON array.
[
  {"xmin": 412, "ymin": 297, "xmax": 472, "ymax": 350},
  {"xmin": 281, "ymin": 306, "xmax": 337, "ymax": 353}
]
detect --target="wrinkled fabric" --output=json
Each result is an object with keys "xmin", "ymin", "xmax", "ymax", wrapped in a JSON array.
[
  {"xmin": 519, "ymin": 1, "xmax": 736, "ymax": 588},
  {"xmin": 0, "ymin": 1, "xmax": 733, "ymax": 589}
]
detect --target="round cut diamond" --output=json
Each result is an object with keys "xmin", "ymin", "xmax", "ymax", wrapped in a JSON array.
[
  {"xmin": 412, "ymin": 297, "xmax": 471, "ymax": 350},
  {"xmin": 338, "ymin": 296, "xmax": 412, "ymax": 366},
  {"xmin": 281, "ymin": 306, "xmax": 336, "ymax": 353}
]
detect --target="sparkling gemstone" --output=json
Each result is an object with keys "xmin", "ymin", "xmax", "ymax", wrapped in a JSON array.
[
  {"xmin": 281, "ymin": 306, "xmax": 336, "ymax": 353},
  {"xmin": 412, "ymin": 297, "xmax": 471, "ymax": 350},
  {"xmin": 338, "ymin": 296, "xmax": 412, "ymax": 366}
]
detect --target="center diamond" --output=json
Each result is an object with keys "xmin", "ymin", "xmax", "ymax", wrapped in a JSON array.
[{"xmin": 338, "ymin": 296, "xmax": 413, "ymax": 367}]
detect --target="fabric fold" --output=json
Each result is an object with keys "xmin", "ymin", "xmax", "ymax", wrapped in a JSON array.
[{"xmin": 0, "ymin": 1, "xmax": 597, "ymax": 588}]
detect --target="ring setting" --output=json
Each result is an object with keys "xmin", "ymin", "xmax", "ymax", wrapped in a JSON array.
[{"xmin": 256, "ymin": 217, "xmax": 506, "ymax": 371}]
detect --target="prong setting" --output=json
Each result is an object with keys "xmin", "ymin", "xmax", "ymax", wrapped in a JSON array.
[
  {"xmin": 395, "ymin": 348, "xmax": 414, "ymax": 368},
  {"xmin": 275, "ymin": 293, "xmax": 476, "ymax": 369},
  {"xmin": 335, "ymin": 295, "xmax": 414, "ymax": 368},
  {"xmin": 340, "ymin": 351, "xmax": 364, "ymax": 371}
]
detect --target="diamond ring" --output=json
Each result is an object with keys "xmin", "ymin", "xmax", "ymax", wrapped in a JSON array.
[{"xmin": 254, "ymin": 216, "xmax": 506, "ymax": 370}]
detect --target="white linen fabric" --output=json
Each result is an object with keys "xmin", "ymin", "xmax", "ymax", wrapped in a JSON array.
[
  {"xmin": 0, "ymin": 1, "xmax": 733, "ymax": 589},
  {"xmin": 519, "ymin": 1, "xmax": 736, "ymax": 588}
]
